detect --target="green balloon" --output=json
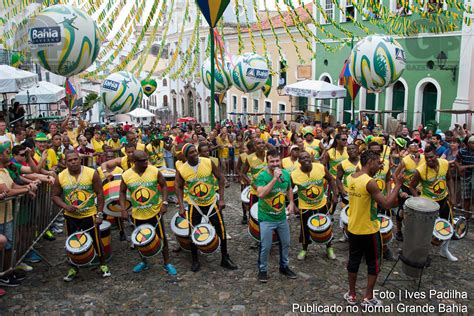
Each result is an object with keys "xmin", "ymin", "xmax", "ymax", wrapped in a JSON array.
[{"xmin": 141, "ymin": 79, "xmax": 158, "ymax": 97}]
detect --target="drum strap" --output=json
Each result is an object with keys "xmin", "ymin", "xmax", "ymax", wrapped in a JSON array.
[{"xmin": 187, "ymin": 197, "xmax": 218, "ymax": 224}]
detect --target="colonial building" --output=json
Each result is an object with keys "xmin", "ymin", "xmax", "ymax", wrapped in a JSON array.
[
  {"xmin": 224, "ymin": 5, "xmax": 314, "ymax": 124},
  {"xmin": 161, "ymin": 0, "xmax": 256, "ymax": 124},
  {"xmin": 313, "ymin": 0, "xmax": 474, "ymax": 130}
]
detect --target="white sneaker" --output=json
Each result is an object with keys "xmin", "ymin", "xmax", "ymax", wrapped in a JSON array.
[
  {"xmin": 17, "ymin": 262, "xmax": 33, "ymax": 272},
  {"xmin": 440, "ymin": 241, "xmax": 458, "ymax": 262},
  {"xmin": 226, "ymin": 233, "xmax": 232, "ymax": 240}
]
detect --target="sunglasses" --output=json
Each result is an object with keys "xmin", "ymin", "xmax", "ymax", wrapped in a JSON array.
[
  {"xmin": 341, "ymin": 138, "xmax": 348, "ymax": 141},
  {"xmin": 18, "ymin": 152, "xmax": 27, "ymax": 157}
]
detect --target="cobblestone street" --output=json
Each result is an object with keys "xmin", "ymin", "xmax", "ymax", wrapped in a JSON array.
[{"xmin": 2, "ymin": 183, "xmax": 473, "ymax": 314}]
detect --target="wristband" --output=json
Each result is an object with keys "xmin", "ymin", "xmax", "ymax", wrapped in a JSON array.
[{"xmin": 162, "ymin": 201, "xmax": 169, "ymax": 206}]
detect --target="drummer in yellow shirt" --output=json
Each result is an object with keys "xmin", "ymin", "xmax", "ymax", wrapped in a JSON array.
[
  {"xmin": 98, "ymin": 150, "xmax": 126, "ymax": 241},
  {"xmin": 344, "ymin": 150, "xmax": 402, "ymax": 306}
]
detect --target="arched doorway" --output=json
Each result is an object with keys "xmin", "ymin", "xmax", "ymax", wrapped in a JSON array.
[
  {"xmin": 321, "ymin": 75, "xmax": 331, "ymax": 110},
  {"xmin": 181, "ymin": 98, "xmax": 185, "ymax": 116},
  {"xmin": 163, "ymin": 95, "xmax": 168, "ymax": 107},
  {"xmin": 422, "ymin": 83, "xmax": 438, "ymax": 125},
  {"xmin": 197, "ymin": 102, "xmax": 202, "ymax": 122},
  {"xmin": 392, "ymin": 81, "xmax": 405, "ymax": 118},
  {"xmin": 187, "ymin": 91, "xmax": 194, "ymax": 117}
]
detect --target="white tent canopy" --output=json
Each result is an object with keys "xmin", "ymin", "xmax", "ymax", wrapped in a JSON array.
[
  {"xmin": 0, "ymin": 65, "xmax": 38, "ymax": 94},
  {"xmin": 15, "ymin": 81, "xmax": 66, "ymax": 104},
  {"xmin": 127, "ymin": 107, "xmax": 155, "ymax": 118},
  {"xmin": 283, "ymin": 80, "xmax": 347, "ymax": 99}
]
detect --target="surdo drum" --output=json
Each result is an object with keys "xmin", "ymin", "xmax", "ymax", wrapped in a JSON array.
[
  {"xmin": 307, "ymin": 214, "xmax": 333, "ymax": 244},
  {"xmin": 103, "ymin": 177, "xmax": 131, "ymax": 217},
  {"xmin": 241, "ymin": 186, "xmax": 250, "ymax": 204},
  {"xmin": 452, "ymin": 216, "xmax": 468, "ymax": 240},
  {"xmin": 191, "ymin": 223, "xmax": 220, "ymax": 254},
  {"xmin": 431, "ymin": 218, "xmax": 454, "ymax": 246},
  {"xmin": 131, "ymin": 224, "xmax": 163, "ymax": 257},
  {"xmin": 65, "ymin": 232, "xmax": 95, "ymax": 266},
  {"xmin": 161, "ymin": 168, "xmax": 176, "ymax": 197},
  {"xmin": 170, "ymin": 211, "xmax": 192, "ymax": 250},
  {"xmin": 378, "ymin": 214, "xmax": 393, "ymax": 246},
  {"xmin": 249, "ymin": 203, "xmax": 278, "ymax": 243}
]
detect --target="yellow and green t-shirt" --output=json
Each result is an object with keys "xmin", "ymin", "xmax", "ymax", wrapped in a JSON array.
[
  {"xmin": 91, "ymin": 138, "xmax": 104, "ymax": 153},
  {"xmin": 374, "ymin": 159, "xmax": 390, "ymax": 195},
  {"xmin": 107, "ymin": 139, "xmax": 121, "ymax": 152},
  {"xmin": 177, "ymin": 157, "xmax": 216, "ymax": 206},
  {"xmin": 122, "ymin": 165, "xmax": 162, "ymax": 220},
  {"xmin": 291, "ymin": 163, "xmax": 327, "ymax": 210},
  {"xmin": 121, "ymin": 142, "xmax": 145, "ymax": 155},
  {"xmin": 246, "ymin": 152, "xmax": 267, "ymax": 195},
  {"xmin": 340, "ymin": 159, "xmax": 361, "ymax": 190},
  {"xmin": 402, "ymin": 154, "xmax": 425, "ymax": 188},
  {"xmin": 255, "ymin": 168, "xmax": 291, "ymax": 222},
  {"xmin": 304, "ymin": 139, "xmax": 322, "ymax": 160},
  {"xmin": 346, "ymin": 173, "xmax": 380, "ymax": 235},
  {"xmin": 34, "ymin": 148, "xmax": 58, "ymax": 171},
  {"xmin": 416, "ymin": 158, "xmax": 449, "ymax": 202},
  {"xmin": 98, "ymin": 166, "xmax": 123, "ymax": 183},
  {"xmin": 328, "ymin": 147, "xmax": 348, "ymax": 178},
  {"xmin": 120, "ymin": 156, "xmax": 134, "ymax": 171},
  {"xmin": 146, "ymin": 142, "xmax": 165, "ymax": 168},
  {"xmin": 58, "ymin": 166, "xmax": 97, "ymax": 218},
  {"xmin": 216, "ymin": 135, "xmax": 230, "ymax": 159},
  {"xmin": 282, "ymin": 157, "xmax": 300, "ymax": 173}
]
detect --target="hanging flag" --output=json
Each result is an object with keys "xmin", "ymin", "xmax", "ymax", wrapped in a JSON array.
[
  {"xmin": 65, "ymin": 78, "xmax": 77, "ymax": 110},
  {"xmin": 195, "ymin": 0, "xmax": 230, "ymax": 27},
  {"xmin": 215, "ymin": 92, "xmax": 225, "ymax": 105},
  {"xmin": 339, "ymin": 59, "xmax": 360, "ymax": 101}
]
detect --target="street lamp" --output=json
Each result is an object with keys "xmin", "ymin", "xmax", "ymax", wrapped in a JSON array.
[{"xmin": 436, "ymin": 51, "xmax": 457, "ymax": 81}]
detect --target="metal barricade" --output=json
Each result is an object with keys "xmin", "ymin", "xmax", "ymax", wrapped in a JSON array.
[
  {"xmin": 0, "ymin": 183, "xmax": 61, "ymax": 276},
  {"xmin": 450, "ymin": 167, "xmax": 473, "ymax": 219}
]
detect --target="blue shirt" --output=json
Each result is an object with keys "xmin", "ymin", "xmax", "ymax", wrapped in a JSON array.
[{"xmin": 458, "ymin": 148, "xmax": 474, "ymax": 177}]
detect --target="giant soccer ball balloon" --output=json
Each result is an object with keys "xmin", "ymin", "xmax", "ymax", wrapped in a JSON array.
[
  {"xmin": 349, "ymin": 35, "xmax": 406, "ymax": 93},
  {"xmin": 231, "ymin": 53, "xmax": 269, "ymax": 93},
  {"xmin": 28, "ymin": 4, "xmax": 100, "ymax": 77},
  {"xmin": 101, "ymin": 71, "xmax": 143, "ymax": 114},
  {"xmin": 200, "ymin": 57, "xmax": 232, "ymax": 93}
]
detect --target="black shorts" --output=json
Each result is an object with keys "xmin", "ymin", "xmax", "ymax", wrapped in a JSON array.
[
  {"xmin": 347, "ymin": 231, "xmax": 382, "ymax": 276},
  {"xmin": 64, "ymin": 215, "xmax": 104, "ymax": 260},
  {"xmin": 436, "ymin": 197, "xmax": 451, "ymax": 221},
  {"xmin": 131, "ymin": 214, "xmax": 166, "ymax": 240}
]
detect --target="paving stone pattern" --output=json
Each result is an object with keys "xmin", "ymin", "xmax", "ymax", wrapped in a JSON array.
[{"xmin": 2, "ymin": 183, "xmax": 473, "ymax": 314}]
